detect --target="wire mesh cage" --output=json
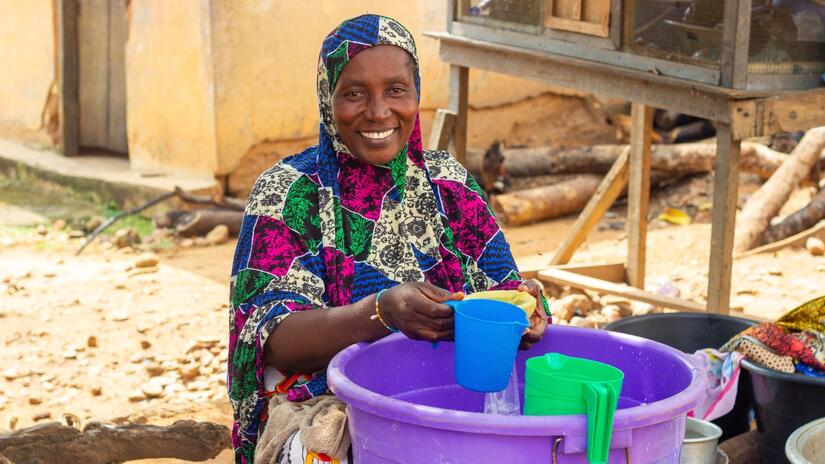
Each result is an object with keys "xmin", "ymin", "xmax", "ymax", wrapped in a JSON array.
[
  {"xmin": 623, "ymin": 0, "xmax": 725, "ymax": 68},
  {"xmin": 747, "ymin": 0, "xmax": 825, "ymax": 75},
  {"xmin": 458, "ymin": 0, "xmax": 543, "ymax": 28}
]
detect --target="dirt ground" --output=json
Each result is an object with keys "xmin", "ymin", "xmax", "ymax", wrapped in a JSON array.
[{"xmin": 1, "ymin": 93, "xmax": 824, "ymax": 464}]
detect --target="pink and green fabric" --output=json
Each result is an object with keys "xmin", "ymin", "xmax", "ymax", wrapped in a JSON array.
[{"xmin": 227, "ymin": 14, "xmax": 546, "ymax": 463}]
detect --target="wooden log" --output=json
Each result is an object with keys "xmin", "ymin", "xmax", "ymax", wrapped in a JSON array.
[
  {"xmin": 760, "ymin": 187, "xmax": 825, "ymax": 245},
  {"xmin": 175, "ymin": 209, "xmax": 244, "ymax": 237},
  {"xmin": 719, "ymin": 430, "xmax": 762, "ymax": 464},
  {"xmin": 491, "ymin": 175, "xmax": 603, "ymax": 226},
  {"xmin": 466, "ymin": 142, "xmax": 787, "ymax": 181},
  {"xmin": 0, "ymin": 420, "xmax": 230, "ymax": 464},
  {"xmin": 733, "ymin": 127, "xmax": 825, "ymax": 253}
]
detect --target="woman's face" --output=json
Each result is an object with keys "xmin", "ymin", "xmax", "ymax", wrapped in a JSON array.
[{"xmin": 332, "ymin": 45, "xmax": 418, "ymax": 165}]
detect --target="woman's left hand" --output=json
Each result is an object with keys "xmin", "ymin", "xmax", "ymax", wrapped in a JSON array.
[{"xmin": 518, "ymin": 280, "xmax": 548, "ymax": 350}]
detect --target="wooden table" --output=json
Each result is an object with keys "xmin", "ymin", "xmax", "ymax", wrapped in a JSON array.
[{"xmin": 426, "ymin": 30, "xmax": 825, "ymax": 314}]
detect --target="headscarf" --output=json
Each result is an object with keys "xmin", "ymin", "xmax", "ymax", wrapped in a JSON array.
[{"xmin": 228, "ymin": 15, "xmax": 532, "ymax": 463}]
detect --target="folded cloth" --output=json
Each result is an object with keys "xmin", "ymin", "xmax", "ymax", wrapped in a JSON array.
[
  {"xmin": 793, "ymin": 329, "xmax": 825, "ymax": 365},
  {"xmin": 776, "ymin": 295, "xmax": 825, "ymax": 333},
  {"xmin": 688, "ymin": 349, "xmax": 744, "ymax": 421},
  {"xmin": 796, "ymin": 362, "xmax": 825, "ymax": 378},
  {"xmin": 750, "ymin": 322, "xmax": 825, "ymax": 372},
  {"xmin": 255, "ymin": 394, "xmax": 350, "ymax": 464},
  {"xmin": 736, "ymin": 338, "xmax": 796, "ymax": 373}
]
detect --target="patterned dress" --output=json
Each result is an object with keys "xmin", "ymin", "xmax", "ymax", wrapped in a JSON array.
[{"xmin": 227, "ymin": 15, "xmax": 547, "ymax": 464}]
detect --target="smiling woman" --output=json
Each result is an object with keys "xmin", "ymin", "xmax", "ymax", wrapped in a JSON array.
[{"xmin": 227, "ymin": 14, "xmax": 550, "ymax": 464}]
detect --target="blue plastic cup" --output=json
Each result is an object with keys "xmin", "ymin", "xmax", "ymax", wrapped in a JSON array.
[{"xmin": 447, "ymin": 299, "xmax": 529, "ymax": 392}]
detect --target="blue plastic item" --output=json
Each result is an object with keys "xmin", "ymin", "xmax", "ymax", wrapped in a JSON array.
[{"xmin": 447, "ymin": 298, "xmax": 529, "ymax": 392}]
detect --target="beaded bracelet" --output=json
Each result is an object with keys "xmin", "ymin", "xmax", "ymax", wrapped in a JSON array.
[{"xmin": 369, "ymin": 289, "xmax": 399, "ymax": 333}]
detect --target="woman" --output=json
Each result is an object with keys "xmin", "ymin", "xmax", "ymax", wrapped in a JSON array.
[{"xmin": 228, "ymin": 14, "xmax": 550, "ymax": 464}]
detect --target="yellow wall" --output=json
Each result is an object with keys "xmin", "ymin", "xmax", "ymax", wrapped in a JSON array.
[
  {"xmin": 208, "ymin": 0, "xmax": 558, "ymax": 176},
  {"xmin": 125, "ymin": 0, "xmax": 218, "ymax": 179},
  {"xmin": 0, "ymin": 0, "xmax": 56, "ymax": 146}
]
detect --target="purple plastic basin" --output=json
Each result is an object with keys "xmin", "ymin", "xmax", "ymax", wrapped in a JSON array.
[{"xmin": 328, "ymin": 325, "xmax": 706, "ymax": 463}]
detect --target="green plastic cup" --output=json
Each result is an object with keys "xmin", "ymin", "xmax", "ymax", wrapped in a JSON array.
[{"xmin": 524, "ymin": 353, "xmax": 624, "ymax": 464}]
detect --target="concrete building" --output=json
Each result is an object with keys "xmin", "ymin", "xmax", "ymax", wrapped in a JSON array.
[{"xmin": 0, "ymin": 0, "xmax": 560, "ymax": 195}]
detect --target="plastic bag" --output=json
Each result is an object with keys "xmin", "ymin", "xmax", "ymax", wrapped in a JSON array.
[{"xmin": 483, "ymin": 364, "xmax": 521, "ymax": 415}]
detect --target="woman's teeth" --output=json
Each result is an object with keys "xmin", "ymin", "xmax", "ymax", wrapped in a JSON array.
[{"xmin": 360, "ymin": 129, "xmax": 395, "ymax": 140}]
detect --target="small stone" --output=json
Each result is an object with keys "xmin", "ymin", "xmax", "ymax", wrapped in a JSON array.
[
  {"xmin": 806, "ymin": 237, "xmax": 825, "ymax": 256},
  {"xmin": 110, "ymin": 311, "xmax": 129, "ymax": 322},
  {"xmin": 767, "ymin": 268, "xmax": 783, "ymax": 276},
  {"xmin": 194, "ymin": 237, "xmax": 209, "ymax": 247},
  {"xmin": 128, "ymin": 390, "xmax": 146, "ymax": 402},
  {"xmin": 32, "ymin": 411, "xmax": 51, "ymax": 421},
  {"xmin": 197, "ymin": 336, "xmax": 220, "ymax": 346},
  {"xmin": 134, "ymin": 252, "xmax": 160, "ymax": 268},
  {"xmin": 181, "ymin": 238, "xmax": 195, "ymax": 248},
  {"xmin": 91, "ymin": 386, "xmax": 102, "ymax": 396},
  {"xmin": 570, "ymin": 316, "xmax": 595, "ymax": 328},
  {"xmin": 140, "ymin": 382, "xmax": 164, "ymax": 398},
  {"xmin": 114, "ymin": 228, "xmax": 141, "ymax": 248},
  {"xmin": 179, "ymin": 363, "xmax": 200, "ymax": 381},
  {"xmin": 84, "ymin": 216, "xmax": 104, "ymax": 232},
  {"xmin": 3, "ymin": 368, "xmax": 23, "ymax": 380},
  {"xmin": 28, "ymin": 396, "xmax": 43, "ymax": 405},
  {"xmin": 140, "ymin": 340, "xmax": 151, "ymax": 350},
  {"xmin": 36, "ymin": 224, "xmax": 48, "ymax": 236},
  {"xmin": 632, "ymin": 303, "xmax": 656, "ymax": 316},
  {"xmin": 136, "ymin": 324, "xmax": 152, "ymax": 334},
  {"xmin": 129, "ymin": 354, "xmax": 144, "ymax": 364},
  {"xmin": 8, "ymin": 416, "xmax": 18, "ymax": 430},
  {"xmin": 68, "ymin": 230, "xmax": 85, "ymax": 238},
  {"xmin": 145, "ymin": 363, "xmax": 164, "ymax": 377},
  {"xmin": 62, "ymin": 350, "xmax": 77, "ymax": 360},
  {"xmin": 87, "ymin": 335, "xmax": 98, "ymax": 348},
  {"xmin": 562, "ymin": 294, "xmax": 593, "ymax": 316},
  {"xmin": 52, "ymin": 219, "xmax": 66, "ymax": 230},
  {"xmin": 205, "ymin": 225, "xmax": 230, "ymax": 246}
]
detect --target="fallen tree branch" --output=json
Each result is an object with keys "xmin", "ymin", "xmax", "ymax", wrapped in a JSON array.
[
  {"xmin": 736, "ymin": 220, "xmax": 825, "ymax": 258},
  {"xmin": 76, "ymin": 187, "xmax": 246, "ymax": 255},
  {"xmin": 75, "ymin": 190, "xmax": 177, "ymax": 255},
  {"xmin": 734, "ymin": 127, "xmax": 825, "ymax": 253},
  {"xmin": 760, "ymin": 187, "xmax": 825, "ymax": 245},
  {"xmin": 0, "ymin": 420, "xmax": 230, "ymax": 464},
  {"xmin": 466, "ymin": 142, "xmax": 790, "ymax": 181}
]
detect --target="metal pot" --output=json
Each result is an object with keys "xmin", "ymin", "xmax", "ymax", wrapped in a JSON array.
[
  {"xmin": 680, "ymin": 417, "xmax": 723, "ymax": 464},
  {"xmin": 786, "ymin": 417, "xmax": 825, "ymax": 464}
]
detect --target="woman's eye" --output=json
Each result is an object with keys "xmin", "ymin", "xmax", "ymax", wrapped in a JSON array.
[{"xmin": 389, "ymin": 87, "xmax": 406, "ymax": 95}]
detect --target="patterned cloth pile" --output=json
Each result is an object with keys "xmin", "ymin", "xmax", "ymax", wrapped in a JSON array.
[{"xmin": 721, "ymin": 295, "xmax": 825, "ymax": 378}]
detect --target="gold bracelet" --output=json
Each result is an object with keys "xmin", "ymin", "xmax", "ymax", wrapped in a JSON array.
[{"xmin": 369, "ymin": 289, "xmax": 398, "ymax": 333}]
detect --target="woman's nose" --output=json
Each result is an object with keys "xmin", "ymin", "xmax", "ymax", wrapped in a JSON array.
[{"xmin": 365, "ymin": 96, "xmax": 391, "ymax": 121}]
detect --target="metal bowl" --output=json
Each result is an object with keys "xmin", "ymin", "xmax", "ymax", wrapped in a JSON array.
[{"xmin": 680, "ymin": 417, "xmax": 723, "ymax": 464}]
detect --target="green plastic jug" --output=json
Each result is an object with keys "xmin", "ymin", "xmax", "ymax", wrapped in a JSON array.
[{"xmin": 524, "ymin": 353, "xmax": 624, "ymax": 464}]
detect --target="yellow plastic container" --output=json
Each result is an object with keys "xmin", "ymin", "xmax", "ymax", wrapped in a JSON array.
[{"xmin": 464, "ymin": 290, "xmax": 537, "ymax": 318}]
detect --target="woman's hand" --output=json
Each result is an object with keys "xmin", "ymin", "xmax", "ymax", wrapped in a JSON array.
[
  {"xmin": 379, "ymin": 282, "xmax": 464, "ymax": 342},
  {"xmin": 518, "ymin": 280, "xmax": 548, "ymax": 350}
]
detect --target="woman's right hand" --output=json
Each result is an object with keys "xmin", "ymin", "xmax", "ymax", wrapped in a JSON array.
[{"xmin": 378, "ymin": 282, "xmax": 464, "ymax": 342}]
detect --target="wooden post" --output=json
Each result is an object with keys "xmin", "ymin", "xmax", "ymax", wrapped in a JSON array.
[
  {"xmin": 627, "ymin": 103, "xmax": 653, "ymax": 289},
  {"xmin": 721, "ymin": 0, "xmax": 752, "ymax": 89},
  {"xmin": 550, "ymin": 147, "xmax": 629, "ymax": 265},
  {"xmin": 707, "ymin": 122, "xmax": 741, "ymax": 314},
  {"xmin": 57, "ymin": 0, "xmax": 79, "ymax": 156},
  {"xmin": 449, "ymin": 65, "xmax": 469, "ymax": 166},
  {"xmin": 428, "ymin": 109, "xmax": 457, "ymax": 151}
]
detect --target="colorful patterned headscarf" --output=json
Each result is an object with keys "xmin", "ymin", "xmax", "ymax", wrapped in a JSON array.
[{"xmin": 228, "ymin": 15, "xmax": 534, "ymax": 463}]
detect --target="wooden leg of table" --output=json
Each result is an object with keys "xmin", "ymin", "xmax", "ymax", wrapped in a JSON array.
[
  {"xmin": 448, "ymin": 65, "xmax": 469, "ymax": 166},
  {"xmin": 428, "ymin": 109, "xmax": 457, "ymax": 151},
  {"xmin": 707, "ymin": 122, "xmax": 741, "ymax": 314},
  {"xmin": 550, "ymin": 147, "xmax": 630, "ymax": 265},
  {"xmin": 627, "ymin": 104, "xmax": 653, "ymax": 289}
]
